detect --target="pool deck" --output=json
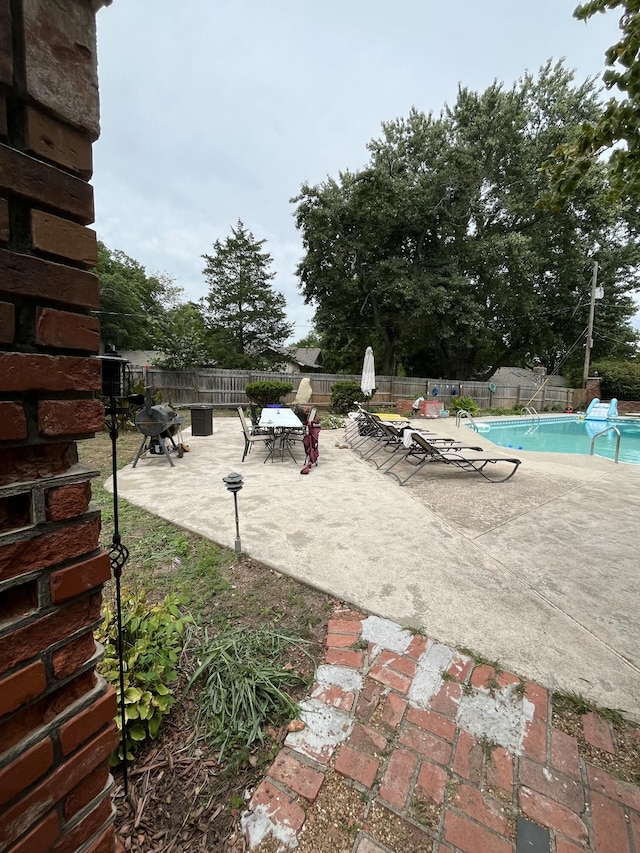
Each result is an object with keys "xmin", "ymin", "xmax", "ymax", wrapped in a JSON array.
[{"xmin": 110, "ymin": 413, "xmax": 640, "ymax": 721}]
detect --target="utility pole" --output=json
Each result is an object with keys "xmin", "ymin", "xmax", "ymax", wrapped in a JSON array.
[{"xmin": 582, "ymin": 261, "xmax": 600, "ymax": 388}]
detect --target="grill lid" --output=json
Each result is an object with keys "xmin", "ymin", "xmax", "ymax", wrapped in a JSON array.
[{"xmin": 135, "ymin": 405, "xmax": 180, "ymax": 437}]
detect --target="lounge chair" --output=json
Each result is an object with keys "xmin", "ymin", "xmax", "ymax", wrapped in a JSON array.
[
  {"xmin": 385, "ymin": 431, "xmax": 520, "ymax": 485},
  {"xmin": 361, "ymin": 420, "xmax": 467, "ymax": 468},
  {"xmin": 346, "ymin": 410, "xmax": 380, "ymax": 452},
  {"xmin": 359, "ymin": 418, "xmax": 408, "ymax": 466}
]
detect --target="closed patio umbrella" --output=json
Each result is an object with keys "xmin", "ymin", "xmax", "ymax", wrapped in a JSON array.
[{"xmin": 361, "ymin": 346, "xmax": 376, "ymax": 408}]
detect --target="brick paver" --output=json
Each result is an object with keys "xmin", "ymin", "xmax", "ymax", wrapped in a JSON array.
[
  {"xmin": 242, "ymin": 614, "xmax": 640, "ymax": 852},
  {"xmin": 268, "ymin": 751, "xmax": 324, "ymax": 801},
  {"xmin": 486, "ymin": 745, "xmax": 514, "ymax": 797},
  {"xmin": 414, "ymin": 759, "xmax": 448, "ymax": 804},
  {"xmin": 582, "ymin": 712, "xmax": 616, "ymax": 754},
  {"xmin": 335, "ymin": 744, "xmax": 379, "ymax": 787},
  {"xmin": 551, "ymin": 728, "xmax": 582, "ymax": 778}
]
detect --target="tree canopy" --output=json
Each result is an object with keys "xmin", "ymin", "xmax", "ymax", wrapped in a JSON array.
[
  {"xmin": 543, "ymin": 0, "xmax": 640, "ymax": 204},
  {"xmin": 153, "ymin": 302, "xmax": 216, "ymax": 370},
  {"xmin": 293, "ymin": 62, "xmax": 640, "ymax": 379},
  {"xmin": 96, "ymin": 241, "xmax": 178, "ymax": 352},
  {"xmin": 201, "ymin": 221, "xmax": 293, "ymax": 369}
]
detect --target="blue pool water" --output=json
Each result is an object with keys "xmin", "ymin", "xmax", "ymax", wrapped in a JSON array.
[{"xmin": 467, "ymin": 417, "xmax": 640, "ymax": 465}]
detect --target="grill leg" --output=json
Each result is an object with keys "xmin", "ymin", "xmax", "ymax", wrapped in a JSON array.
[
  {"xmin": 160, "ymin": 437, "xmax": 175, "ymax": 467},
  {"xmin": 132, "ymin": 435, "xmax": 148, "ymax": 468}
]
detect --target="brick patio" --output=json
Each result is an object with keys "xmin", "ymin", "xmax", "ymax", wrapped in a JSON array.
[{"xmin": 242, "ymin": 615, "xmax": 640, "ymax": 852}]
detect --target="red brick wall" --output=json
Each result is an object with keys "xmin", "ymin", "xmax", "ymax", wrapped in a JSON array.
[
  {"xmin": 585, "ymin": 376, "xmax": 601, "ymax": 404},
  {"xmin": 617, "ymin": 401, "xmax": 638, "ymax": 414},
  {"xmin": 0, "ymin": 1, "xmax": 119, "ymax": 852},
  {"xmin": 584, "ymin": 380, "xmax": 640, "ymax": 413}
]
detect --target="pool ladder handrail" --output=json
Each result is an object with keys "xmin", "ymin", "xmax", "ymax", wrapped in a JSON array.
[
  {"xmin": 522, "ymin": 406, "xmax": 540, "ymax": 422},
  {"xmin": 455, "ymin": 410, "xmax": 478, "ymax": 431},
  {"xmin": 590, "ymin": 425, "xmax": 621, "ymax": 464}
]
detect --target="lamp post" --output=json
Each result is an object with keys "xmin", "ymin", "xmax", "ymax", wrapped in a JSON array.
[
  {"xmin": 223, "ymin": 472, "xmax": 244, "ymax": 556},
  {"xmin": 97, "ymin": 354, "xmax": 143, "ymax": 803},
  {"xmin": 582, "ymin": 261, "xmax": 604, "ymax": 388}
]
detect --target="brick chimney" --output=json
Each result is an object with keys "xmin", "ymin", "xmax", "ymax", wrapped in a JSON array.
[{"xmin": 0, "ymin": 1, "xmax": 120, "ymax": 851}]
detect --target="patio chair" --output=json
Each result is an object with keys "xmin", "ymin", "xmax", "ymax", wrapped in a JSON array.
[
  {"xmin": 248, "ymin": 403, "xmax": 271, "ymax": 435},
  {"xmin": 237, "ymin": 407, "xmax": 273, "ymax": 462},
  {"xmin": 385, "ymin": 432, "xmax": 521, "ymax": 485},
  {"xmin": 282, "ymin": 418, "xmax": 306, "ymax": 457}
]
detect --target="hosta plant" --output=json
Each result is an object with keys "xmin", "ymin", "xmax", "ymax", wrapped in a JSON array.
[{"xmin": 98, "ymin": 591, "xmax": 190, "ymax": 765}]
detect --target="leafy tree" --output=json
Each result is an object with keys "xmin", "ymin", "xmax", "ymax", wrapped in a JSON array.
[
  {"xmin": 294, "ymin": 329, "xmax": 322, "ymax": 348},
  {"xmin": 592, "ymin": 357, "xmax": 640, "ymax": 398},
  {"xmin": 542, "ymin": 0, "xmax": 640, "ymax": 204},
  {"xmin": 293, "ymin": 63, "xmax": 640, "ymax": 380},
  {"xmin": 153, "ymin": 302, "xmax": 216, "ymax": 370},
  {"xmin": 96, "ymin": 241, "xmax": 178, "ymax": 352},
  {"xmin": 201, "ymin": 221, "xmax": 293, "ymax": 369}
]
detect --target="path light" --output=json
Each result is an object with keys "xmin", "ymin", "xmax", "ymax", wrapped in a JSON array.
[{"xmin": 223, "ymin": 472, "xmax": 244, "ymax": 556}]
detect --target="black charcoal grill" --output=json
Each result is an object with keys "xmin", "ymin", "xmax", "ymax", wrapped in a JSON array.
[{"xmin": 132, "ymin": 392, "xmax": 185, "ymax": 468}]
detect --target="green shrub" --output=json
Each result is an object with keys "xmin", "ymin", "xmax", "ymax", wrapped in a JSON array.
[
  {"xmin": 331, "ymin": 381, "xmax": 368, "ymax": 414},
  {"xmin": 244, "ymin": 380, "xmax": 293, "ymax": 407},
  {"xmin": 448, "ymin": 395, "xmax": 480, "ymax": 416},
  {"xmin": 98, "ymin": 592, "xmax": 190, "ymax": 765},
  {"xmin": 592, "ymin": 359, "xmax": 640, "ymax": 400}
]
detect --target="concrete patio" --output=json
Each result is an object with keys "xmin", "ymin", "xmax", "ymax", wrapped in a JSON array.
[{"xmin": 109, "ymin": 413, "xmax": 640, "ymax": 720}]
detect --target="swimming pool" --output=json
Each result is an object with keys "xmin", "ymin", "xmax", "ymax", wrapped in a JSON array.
[{"xmin": 466, "ymin": 416, "xmax": 640, "ymax": 465}]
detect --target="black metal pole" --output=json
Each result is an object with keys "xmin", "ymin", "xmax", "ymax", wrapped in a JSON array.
[
  {"xmin": 107, "ymin": 396, "xmax": 130, "ymax": 800},
  {"xmin": 232, "ymin": 491, "xmax": 241, "ymax": 555},
  {"xmin": 223, "ymin": 473, "xmax": 244, "ymax": 559}
]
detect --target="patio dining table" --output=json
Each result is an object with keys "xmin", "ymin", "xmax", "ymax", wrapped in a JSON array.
[{"xmin": 258, "ymin": 407, "xmax": 304, "ymax": 462}]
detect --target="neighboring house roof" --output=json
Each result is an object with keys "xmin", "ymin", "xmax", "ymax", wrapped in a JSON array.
[
  {"xmin": 270, "ymin": 346, "xmax": 322, "ymax": 369},
  {"xmin": 491, "ymin": 366, "xmax": 566, "ymax": 387},
  {"xmin": 290, "ymin": 347, "xmax": 322, "ymax": 369},
  {"xmin": 118, "ymin": 350, "xmax": 162, "ymax": 367}
]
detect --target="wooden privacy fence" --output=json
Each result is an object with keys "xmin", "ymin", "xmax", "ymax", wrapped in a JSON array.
[{"xmin": 128, "ymin": 367, "xmax": 575, "ymax": 411}]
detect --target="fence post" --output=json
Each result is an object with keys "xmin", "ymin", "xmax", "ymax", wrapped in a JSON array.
[{"xmin": 541, "ymin": 384, "xmax": 546, "ymax": 412}]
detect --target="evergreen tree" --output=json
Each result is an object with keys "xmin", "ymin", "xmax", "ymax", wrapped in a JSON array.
[{"xmin": 201, "ymin": 221, "xmax": 293, "ymax": 369}]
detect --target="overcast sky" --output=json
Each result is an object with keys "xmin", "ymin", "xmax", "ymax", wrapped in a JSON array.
[{"xmin": 93, "ymin": 1, "xmax": 631, "ymax": 341}]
